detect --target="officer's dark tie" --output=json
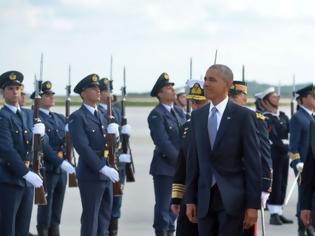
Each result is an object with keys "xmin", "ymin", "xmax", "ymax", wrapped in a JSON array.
[
  {"xmin": 16, "ymin": 109, "xmax": 23, "ymax": 125},
  {"xmin": 208, "ymin": 107, "xmax": 218, "ymax": 148},
  {"xmin": 170, "ymin": 107, "xmax": 180, "ymax": 127},
  {"xmin": 94, "ymin": 110, "xmax": 100, "ymax": 120}
]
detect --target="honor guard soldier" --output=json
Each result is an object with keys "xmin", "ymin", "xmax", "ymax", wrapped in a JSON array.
[
  {"xmin": 68, "ymin": 74, "xmax": 120, "ymax": 236},
  {"xmin": 0, "ymin": 71, "xmax": 67, "ymax": 236},
  {"xmin": 255, "ymin": 87, "xmax": 292, "ymax": 225},
  {"xmin": 148, "ymin": 73, "xmax": 186, "ymax": 236},
  {"xmin": 175, "ymin": 87, "xmax": 187, "ymax": 114},
  {"xmin": 29, "ymin": 81, "xmax": 75, "ymax": 236},
  {"xmin": 289, "ymin": 84, "xmax": 315, "ymax": 236},
  {"xmin": 171, "ymin": 80, "xmax": 208, "ymax": 236},
  {"xmin": 230, "ymin": 81, "xmax": 272, "ymax": 236},
  {"xmin": 98, "ymin": 78, "xmax": 131, "ymax": 236}
]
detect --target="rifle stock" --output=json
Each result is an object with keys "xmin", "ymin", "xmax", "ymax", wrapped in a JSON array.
[{"xmin": 65, "ymin": 65, "xmax": 78, "ymax": 187}]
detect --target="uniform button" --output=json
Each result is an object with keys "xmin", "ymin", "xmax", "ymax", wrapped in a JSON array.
[
  {"xmin": 92, "ymin": 130, "xmax": 95, "ymax": 132},
  {"xmin": 26, "ymin": 141, "xmax": 29, "ymax": 144},
  {"xmin": 24, "ymin": 130, "xmax": 28, "ymax": 134},
  {"xmin": 102, "ymin": 125, "xmax": 104, "ymax": 128},
  {"xmin": 16, "ymin": 130, "xmax": 19, "ymax": 133},
  {"xmin": 56, "ymin": 130, "xmax": 59, "ymax": 132}
]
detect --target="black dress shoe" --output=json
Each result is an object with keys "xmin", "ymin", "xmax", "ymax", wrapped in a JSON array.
[
  {"xmin": 279, "ymin": 215, "xmax": 294, "ymax": 224},
  {"xmin": 270, "ymin": 214, "xmax": 283, "ymax": 225}
]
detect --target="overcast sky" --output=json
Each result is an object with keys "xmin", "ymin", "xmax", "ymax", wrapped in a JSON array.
[{"xmin": 1, "ymin": 0, "xmax": 315, "ymax": 95}]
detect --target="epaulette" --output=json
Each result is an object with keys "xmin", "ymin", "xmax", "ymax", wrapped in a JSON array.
[
  {"xmin": 256, "ymin": 112, "xmax": 265, "ymax": 121},
  {"xmin": 288, "ymin": 152, "xmax": 300, "ymax": 161},
  {"xmin": 172, "ymin": 183, "xmax": 185, "ymax": 199}
]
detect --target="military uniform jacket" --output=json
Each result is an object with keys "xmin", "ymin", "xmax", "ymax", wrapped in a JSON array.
[
  {"xmin": 69, "ymin": 105, "xmax": 108, "ymax": 181},
  {"xmin": 289, "ymin": 108, "xmax": 314, "ymax": 168},
  {"xmin": 300, "ymin": 120, "xmax": 315, "ymax": 210},
  {"xmin": 148, "ymin": 103, "xmax": 186, "ymax": 177},
  {"xmin": 264, "ymin": 111, "xmax": 289, "ymax": 155},
  {"xmin": 0, "ymin": 106, "xmax": 63, "ymax": 186},
  {"xmin": 39, "ymin": 110, "xmax": 66, "ymax": 174},
  {"xmin": 171, "ymin": 120, "xmax": 191, "ymax": 204},
  {"xmin": 255, "ymin": 113, "xmax": 272, "ymax": 193},
  {"xmin": 186, "ymin": 101, "xmax": 261, "ymax": 217}
]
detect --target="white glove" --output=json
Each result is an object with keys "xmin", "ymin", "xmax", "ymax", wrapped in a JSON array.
[
  {"xmin": 107, "ymin": 123, "xmax": 119, "ymax": 138},
  {"xmin": 61, "ymin": 161, "xmax": 76, "ymax": 174},
  {"xmin": 261, "ymin": 192, "xmax": 270, "ymax": 208},
  {"xmin": 119, "ymin": 153, "xmax": 131, "ymax": 163},
  {"xmin": 32, "ymin": 123, "xmax": 45, "ymax": 137},
  {"xmin": 296, "ymin": 162, "xmax": 304, "ymax": 172},
  {"xmin": 121, "ymin": 124, "xmax": 131, "ymax": 136},
  {"xmin": 23, "ymin": 171, "xmax": 43, "ymax": 188},
  {"xmin": 65, "ymin": 124, "xmax": 69, "ymax": 132},
  {"xmin": 100, "ymin": 166, "xmax": 119, "ymax": 183}
]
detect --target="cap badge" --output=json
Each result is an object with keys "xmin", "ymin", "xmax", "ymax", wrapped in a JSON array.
[
  {"xmin": 163, "ymin": 73, "xmax": 169, "ymax": 80},
  {"xmin": 9, "ymin": 73, "xmax": 16, "ymax": 81},
  {"xmin": 191, "ymin": 83, "xmax": 202, "ymax": 95},
  {"xmin": 92, "ymin": 74, "xmax": 97, "ymax": 82}
]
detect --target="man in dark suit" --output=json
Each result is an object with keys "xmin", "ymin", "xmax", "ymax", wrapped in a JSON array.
[
  {"xmin": 68, "ymin": 74, "xmax": 120, "ymax": 236},
  {"xmin": 30, "ymin": 81, "xmax": 75, "ymax": 236},
  {"xmin": 289, "ymin": 84, "xmax": 315, "ymax": 236},
  {"xmin": 186, "ymin": 64, "xmax": 262, "ymax": 236},
  {"xmin": 148, "ymin": 72, "xmax": 186, "ymax": 236}
]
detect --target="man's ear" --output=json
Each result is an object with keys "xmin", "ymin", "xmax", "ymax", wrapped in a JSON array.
[{"xmin": 226, "ymin": 80, "xmax": 233, "ymax": 88}]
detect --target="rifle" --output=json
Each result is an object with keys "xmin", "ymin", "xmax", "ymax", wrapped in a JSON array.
[
  {"xmin": 107, "ymin": 56, "xmax": 123, "ymax": 196},
  {"xmin": 290, "ymin": 74, "xmax": 296, "ymax": 117},
  {"xmin": 185, "ymin": 57, "xmax": 192, "ymax": 119},
  {"xmin": 65, "ymin": 65, "xmax": 78, "ymax": 187},
  {"xmin": 242, "ymin": 65, "xmax": 245, "ymax": 82},
  {"xmin": 121, "ymin": 66, "xmax": 135, "ymax": 182},
  {"xmin": 214, "ymin": 49, "xmax": 218, "ymax": 64},
  {"xmin": 32, "ymin": 53, "xmax": 47, "ymax": 205}
]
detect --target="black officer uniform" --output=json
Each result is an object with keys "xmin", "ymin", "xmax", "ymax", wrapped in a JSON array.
[
  {"xmin": 148, "ymin": 73, "xmax": 186, "ymax": 236},
  {"xmin": 30, "ymin": 81, "xmax": 68, "ymax": 236},
  {"xmin": 0, "ymin": 71, "xmax": 64, "ymax": 236},
  {"xmin": 171, "ymin": 80, "xmax": 207, "ymax": 236},
  {"xmin": 255, "ymin": 87, "xmax": 291, "ymax": 225},
  {"xmin": 230, "ymin": 81, "xmax": 272, "ymax": 236},
  {"xmin": 69, "ymin": 74, "xmax": 112, "ymax": 236},
  {"xmin": 98, "ymin": 78, "xmax": 125, "ymax": 236}
]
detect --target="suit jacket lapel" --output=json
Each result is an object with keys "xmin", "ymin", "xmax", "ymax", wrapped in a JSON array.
[
  {"xmin": 213, "ymin": 100, "xmax": 234, "ymax": 149},
  {"xmin": 158, "ymin": 104, "xmax": 178, "ymax": 124}
]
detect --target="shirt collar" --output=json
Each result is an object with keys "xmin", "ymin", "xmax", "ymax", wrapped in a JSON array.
[
  {"xmin": 300, "ymin": 105, "xmax": 313, "ymax": 117},
  {"xmin": 209, "ymin": 96, "xmax": 228, "ymax": 115},
  {"xmin": 161, "ymin": 103, "xmax": 174, "ymax": 113},
  {"xmin": 83, "ymin": 103, "xmax": 97, "ymax": 115},
  {"xmin": 4, "ymin": 103, "xmax": 20, "ymax": 114},
  {"xmin": 39, "ymin": 108, "xmax": 50, "ymax": 116},
  {"xmin": 99, "ymin": 103, "xmax": 108, "ymax": 111}
]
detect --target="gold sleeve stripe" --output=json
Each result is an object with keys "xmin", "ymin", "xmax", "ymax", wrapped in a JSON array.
[
  {"xmin": 172, "ymin": 184, "xmax": 185, "ymax": 199},
  {"xmin": 288, "ymin": 152, "xmax": 300, "ymax": 161}
]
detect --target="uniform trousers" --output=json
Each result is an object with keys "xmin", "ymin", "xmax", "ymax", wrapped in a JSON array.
[
  {"xmin": 0, "ymin": 183, "xmax": 33, "ymax": 236},
  {"xmin": 37, "ymin": 171, "xmax": 67, "ymax": 227},
  {"xmin": 153, "ymin": 175, "xmax": 176, "ymax": 232},
  {"xmin": 78, "ymin": 180, "xmax": 113, "ymax": 236}
]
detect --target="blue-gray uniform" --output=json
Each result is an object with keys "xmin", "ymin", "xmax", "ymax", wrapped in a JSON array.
[
  {"xmin": 69, "ymin": 104, "xmax": 112, "ymax": 236},
  {"xmin": 148, "ymin": 72, "xmax": 186, "ymax": 236},
  {"xmin": 0, "ymin": 105, "xmax": 64, "ymax": 236},
  {"xmin": 148, "ymin": 102, "xmax": 186, "ymax": 234},
  {"xmin": 37, "ymin": 108, "xmax": 67, "ymax": 231}
]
